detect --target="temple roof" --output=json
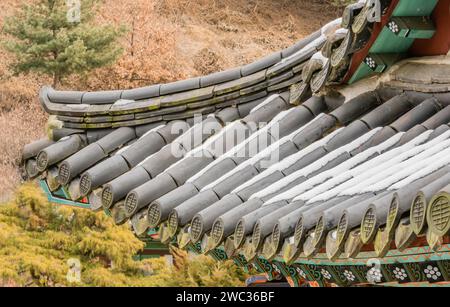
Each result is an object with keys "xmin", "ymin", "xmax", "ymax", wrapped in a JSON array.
[{"xmin": 20, "ymin": 0, "xmax": 450, "ymax": 286}]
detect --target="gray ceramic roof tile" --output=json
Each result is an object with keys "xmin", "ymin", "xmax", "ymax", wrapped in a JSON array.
[
  {"xmin": 266, "ymin": 70, "xmax": 295, "ymax": 88},
  {"xmin": 267, "ymin": 73, "xmax": 303, "ymax": 92},
  {"xmin": 200, "ymin": 68, "xmax": 242, "ymax": 88},
  {"xmin": 111, "ymin": 114, "xmax": 136, "ymax": 122},
  {"xmin": 166, "ymin": 155, "xmax": 215, "ymax": 187},
  {"xmin": 101, "ymin": 167, "xmax": 151, "ymax": 209},
  {"xmin": 160, "ymin": 86, "xmax": 214, "ymax": 107},
  {"xmin": 134, "ymin": 105, "xmax": 188, "ymax": 119},
  {"xmin": 125, "ymin": 173, "xmax": 179, "ymax": 217},
  {"xmin": 281, "ymin": 30, "xmax": 322, "ymax": 58},
  {"xmin": 267, "ymin": 47, "xmax": 316, "ymax": 78},
  {"xmin": 96, "ymin": 127, "xmax": 136, "ymax": 153},
  {"xmin": 162, "ymin": 106, "xmax": 216, "ymax": 121},
  {"xmin": 63, "ymin": 121, "xmax": 113, "ymax": 129},
  {"xmin": 51, "ymin": 128, "xmax": 85, "ymax": 141},
  {"xmin": 389, "ymin": 98, "xmax": 441, "ymax": 132},
  {"xmin": 360, "ymin": 94, "xmax": 413, "ymax": 129},
  {"xmin": 121, "ymin": 85, "xmax": 161, "ymax": 101},
  {"xmin": 421, "ymin": 105, "xmax": 450, "ymax": 130},
  {"xmin": 82, "ymin": 90, "xmax": 123, "ymax": 105},
  {"xmin": 58, "ymin": 143, "xmax": 107, "ymax": 185},
  {"xmin": 160, "ymin": 78, "xmax": 201, "ymax": 95},
  {"xmin": 57, "ymin": 115, "xmax": 85, "ymax": 123},
  {"xmin": 110, "ymin": 116, "xmax": 163, "ymax": 128},
  {"xmin": 47, "ymin": 88, "xmax": 84, "ymax": 104},
  {"xmin": 241, "ymin": 52, "xmax": 282, "ymax": 77},
  {"xmin": 214, "ymin": 70, "xmax": 267, "ymax": 96},
  {"xmin": 329, "ymin": 91, "xmax": 380, "ymax": 124},
  {"xmin": 108, "ymin": 98, "xmax": 161, "ymax": 115},
  {"xmin": 19, "ymin": 3, "xmax": 450, "ymax": 272},
  {"xmin": 22, "ymin": 138, "xmax": 55, "ymax": 161},
  {"xmin": 120, "ymin": 132, "xmax": 166, "ymax": 168},
  {"xmin": 36, "ymin": 134, "xmax": 86, "ymax": 171},
  {"xmin": 148, "ymin": 183, "xmax": 200, "ymax": 227},
  {"xmin": 83, "ymin": 115, "xmax": 114, "ymax": 124},
  {"xmin": 79, "ymin": 155, "xmax": 130, "ymax": 196}
]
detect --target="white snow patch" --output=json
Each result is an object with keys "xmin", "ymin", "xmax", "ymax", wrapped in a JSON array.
[
  {"xmin": 349, "ymin": 130, "xmax": 436, "ymax": 177},
  {"xmin": 321, "ymin": 18, "xmax": 343, "ymax": 36},
  {"xmin": 366, "ymin": 147, "xmax": 450, "ymax": 193},
  {"xmin": 232, "ymin": 168, "xmax": 280, "ymax": 194},
  {"xmin": 137, "ymin": 151, "xmax": 158, "ymax": 167},
  {"xmin": 66, "ymin": 104, "xmax": 89, "ymax": 110},
  {"xmin": 115, "ymin": 145, "xmax": 130, "ymax": 156},
  {"xmin": 300, "ymin": 130, "xmax": 438, "ymax": 203},
  {"xmin": 335, "ymin": 28, "xmax": 349, "ymax": 36},
  {"xmin": 254, "ymin": 128, "xmax": 382, "ymax": 203},
  {"xmin": 139, "ymin": 125, "xmax": 165, "ymax": 139},
  {"xmin": 201, "ymin": 132, "xmax": 295, "ymax": 192},
  {"xmin": 250, "ymin": 95, "xmax": 280, "ymax": 114},
  {"xmin": 113, "ymin": 99, "xmax": 135, "ymax": 107},
  {"xmin": 274, "ymin": 127, "xmax": 343, "ymax": 171},
  {"xmin": 236, "ymin": 124, "xmax": 344, "ymax": 195},
  {"xmin": 186, "ymin": 113, "xmax": 285, "ymax": 184},
  {"xmin": 200, "ymin": 121, "xmax": 247, "ymax": 157},
  {"xmin": 333, "ymin": 132, "xmax": 404, "ymax": 172},
  {"xmin": 345, "ymin": 138, "xmax": 450, "ymax": 195},
  {"xmin": 311, "ymin": 51, "xmax": 328, "ymax": 64},
  {"xmin": 390, "ymin": 156, "xmax": 450, "ymax": 190}
]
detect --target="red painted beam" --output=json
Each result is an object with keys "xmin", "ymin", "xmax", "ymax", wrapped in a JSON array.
[
  {"xmin": 410, "ymin": 0, "xmax": 450, "ymax": 56},
  {"xmin": 343, "ymin": 0, "xmax": 401, "ymax": 84}
]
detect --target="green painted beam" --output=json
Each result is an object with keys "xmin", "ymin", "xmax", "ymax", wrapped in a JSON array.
[
  {"xmin": 392, "ymin": 0, "xmax": 438, "ymax": 17},
  {"xmin": 370, "ymin": 27, "xmax": 415, "ymax": 53},
  {"xmin": 349, "ymin": 62, "xmax": 374, "ymax": 84},
  {"xmin": 388, "ymin": 17, "xmax": 435, "ymax": 39},
  {"xmin": 348, "ymin": 0, "xmax": 439, "ymax": 84},
  {"xmin": 368, "ymin": 53, "xmax": 406, "ymax": 72},
  {"xmin": 40, "ymin": 180, "xmax": 91, "ymax": 209},
  {"xmin": 147, "ymin": 228, "xmax": 159, "ymax": 236},
  {"xmin": 349, "ymin": 53, "xmax": 406, "ymax": 83}
]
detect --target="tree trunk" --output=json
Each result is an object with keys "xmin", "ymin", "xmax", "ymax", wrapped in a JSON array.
[{"xmin": 52, "ymin": 74, "xmax": 60, "ymax": 88}]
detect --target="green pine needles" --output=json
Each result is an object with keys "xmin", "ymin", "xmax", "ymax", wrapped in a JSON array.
[
  {"xmin": 3, "ymin": 0, "xmax": 125, "ymax": 87},
  {"xmin": 0, "ymin": 183, "xmax": 248, "ymax": 287}
]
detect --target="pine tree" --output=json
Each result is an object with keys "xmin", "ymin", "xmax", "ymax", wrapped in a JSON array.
[
  {"xmin": 3, "ymin": 0, "xmax": 125, "ymax": 88},
  {"xmin": 0, "ymin": 183, "xmax": 249, "ymax": 287}
]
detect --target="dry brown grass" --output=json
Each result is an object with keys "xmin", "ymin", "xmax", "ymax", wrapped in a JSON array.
[
  {"xmin": 72, "ymin": 0, "xmax": 339, "ymax": 90},
  {"xmin": 0, "ymin": 104, "xmax": 47, "ymax": 202},
  {"xmin": 0, "ymin": 0, "xmax": 338, "ymax": 200}
]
